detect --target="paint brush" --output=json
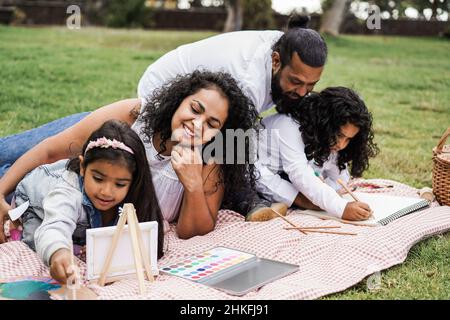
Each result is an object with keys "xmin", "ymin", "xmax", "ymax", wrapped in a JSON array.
[{"xmin": 68, "ymin": 243, "xmax": 77, "ymax": 300}]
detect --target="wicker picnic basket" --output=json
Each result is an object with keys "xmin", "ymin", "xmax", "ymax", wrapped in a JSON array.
[{"xmin": 432, "ymin": 127, "xmax": 450, "ymax": 206}]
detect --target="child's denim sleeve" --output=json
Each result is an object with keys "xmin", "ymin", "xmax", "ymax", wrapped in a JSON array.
[{"xmin": 34, "ymin": 185, "xmax": 82, "ymax": 266}]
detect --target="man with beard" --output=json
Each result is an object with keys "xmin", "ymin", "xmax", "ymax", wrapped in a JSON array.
[{"xmin": 138, "ymin": 14, "xmax": 325, "ymax": 114}]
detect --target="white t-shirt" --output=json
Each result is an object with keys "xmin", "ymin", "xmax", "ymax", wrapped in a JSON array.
[
  {"xmin": 137, "ymin": 30, "xmax": 283, "ymax": 113},
  {"xmin": 256, "ymin": 113, "xmax": 350, "ymax": 218}
]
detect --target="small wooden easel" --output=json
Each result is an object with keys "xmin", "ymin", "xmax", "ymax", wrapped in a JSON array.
[{"xmin": 98, "ymin": 203, "xmax": 154, "ymax": 295}]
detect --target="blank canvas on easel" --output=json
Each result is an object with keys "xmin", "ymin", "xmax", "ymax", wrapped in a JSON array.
[{"xmin": 86, "ymin": 221, "xmax": 159, "ymax": 281}]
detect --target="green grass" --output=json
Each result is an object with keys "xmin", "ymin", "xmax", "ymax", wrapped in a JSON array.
[{"xmin": 0, "ymin": 26, "xmax": 449, "ymax": 299}]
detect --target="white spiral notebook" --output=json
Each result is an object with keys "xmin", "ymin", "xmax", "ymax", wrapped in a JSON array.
[{"xmin": 300, "ymin": 192, "xmax": 430, "ymax": 226}]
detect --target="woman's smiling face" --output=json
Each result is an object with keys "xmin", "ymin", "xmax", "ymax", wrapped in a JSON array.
[{"xmin": 171, "ymin": 87, "xmax": 229, "ymax": 147}]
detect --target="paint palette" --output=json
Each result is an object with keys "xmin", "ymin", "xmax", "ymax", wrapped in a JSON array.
[{"xmin": 160, "ymin": 247, "xmax": 257, "ymax": 283}]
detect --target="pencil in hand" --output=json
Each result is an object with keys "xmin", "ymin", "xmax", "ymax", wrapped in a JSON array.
[{"xmin": 337, "ymin": 179, "xmax": 374, "ymax": 219}]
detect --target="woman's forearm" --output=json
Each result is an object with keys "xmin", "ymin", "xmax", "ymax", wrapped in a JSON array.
[{"xmin": 176, "ymin": 185, "xmax": 217, "ymax": 239}]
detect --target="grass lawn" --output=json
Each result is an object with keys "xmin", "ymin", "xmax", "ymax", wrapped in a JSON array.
[{"xmin": 0, "ymin": 26, "xmax": 449, "ymax": 299}]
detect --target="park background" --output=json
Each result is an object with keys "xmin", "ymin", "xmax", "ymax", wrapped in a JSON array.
[{"xmin": 0, "ymin": 0, "xmax": 449, "ymax": 299}]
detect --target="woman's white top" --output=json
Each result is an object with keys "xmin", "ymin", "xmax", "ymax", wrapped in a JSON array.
[
  {"xmin": 131, "ymin": 101, "xmax": 184, "ymax": 223},
  {"xmin": 256, "ymin": 113, "xmax": 350, "ymax": 218}
]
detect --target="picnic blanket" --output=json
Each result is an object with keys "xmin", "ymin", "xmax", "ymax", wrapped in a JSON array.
[{"xmin": 1, "ymin": 179, "xmax": 449, "ymax": 300}]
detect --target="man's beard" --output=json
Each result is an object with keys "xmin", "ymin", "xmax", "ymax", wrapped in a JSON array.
[{"xmin": 271, "ymin": 71, "xmax": 303, "ymax": 114}]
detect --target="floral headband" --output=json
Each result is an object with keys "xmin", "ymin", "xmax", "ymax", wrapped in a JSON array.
[{"xmin": 84, "ymin": 137, "xmax": 134, "ymax": 155}]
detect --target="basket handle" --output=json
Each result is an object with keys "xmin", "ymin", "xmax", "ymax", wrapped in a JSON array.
[{"xmin": 436, "ymin": 127, "xmax": 450, "ymax": 153}]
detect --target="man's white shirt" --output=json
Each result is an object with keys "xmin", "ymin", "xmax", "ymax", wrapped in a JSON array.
[{"xmin": 138, "ymin": 30, "xmax": 283, "ymax": 113}]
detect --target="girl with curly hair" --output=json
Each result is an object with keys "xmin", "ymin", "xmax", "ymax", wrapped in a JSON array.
[
  {"xmin": 0, "ymin": 71, "xmax": 259, "ymax": 240},
  {"xmin": 250, "ymin": 87, "xmax": 379, "ymax": 222}
]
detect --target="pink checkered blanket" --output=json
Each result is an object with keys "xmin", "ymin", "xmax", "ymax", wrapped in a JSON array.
[{"xmin": 1, "ymin": 179, "xmax": 449, "ymax": 300}]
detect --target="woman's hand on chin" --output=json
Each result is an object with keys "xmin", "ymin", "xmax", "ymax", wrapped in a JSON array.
[{"xmin": 171, "ymin": 144, "xmax": 203, "ymax": 193}]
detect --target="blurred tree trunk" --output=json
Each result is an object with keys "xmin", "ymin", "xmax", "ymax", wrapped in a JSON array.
[
  {"xmin": 431, "ymin": 0, "xmax": 438, "ymax": 19},
  {"xmin": 320, "ymin": 0, "xmax": 350, "ymax": 36},
  {"xmin": 85, "ymin": 0, "xmax": 108, "ymax": 25},
  {"xmin": 223, "ymin": 0, "xmax": 243, "ymax": 32}
]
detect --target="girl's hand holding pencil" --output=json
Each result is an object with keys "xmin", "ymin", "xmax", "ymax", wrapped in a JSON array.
[
  {"xmin": 342, "ymin": 202, "xmax": 372, "ymax": 221},
  {"xmin": 338, "ymin": 179, "xmax": 373, "ymax": 221}
]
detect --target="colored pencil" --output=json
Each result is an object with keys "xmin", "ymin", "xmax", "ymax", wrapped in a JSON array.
[
  {"xmin": 337, "ymin": 179, "xmax": 374, "ymax": 219},
  {"xmin": 284, "ymin": 227, "xmax": 357, "ymax": 236}
]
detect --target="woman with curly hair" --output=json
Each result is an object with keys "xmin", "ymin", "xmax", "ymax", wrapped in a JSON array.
[
  {"xmin": 250, "ymin": 86, "xmax": 379, "ymax": 222},
  {"xmin": 0, "ymin": 70, "xmax": 259, "ymax": 240}
]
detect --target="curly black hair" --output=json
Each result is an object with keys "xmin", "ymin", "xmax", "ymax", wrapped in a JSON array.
[
  {"xmin": 277, "ymin": 87, "xmax": 379, "ymax": 177},
  {"xmin": 138, "ymin": 70, "xmax": 260, "ymax": 210}
]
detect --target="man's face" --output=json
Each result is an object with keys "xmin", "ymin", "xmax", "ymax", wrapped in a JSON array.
[{"xmin": 271, "ymin": 51, "xmax": 323, "ymax": 106}]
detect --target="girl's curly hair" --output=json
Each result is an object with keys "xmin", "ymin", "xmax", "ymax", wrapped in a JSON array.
[
  {"xmin": 277, "ymin": 86, "xmax": 379, "ymax": 177},
  {"xmin": 139, "ymin": 70, "xmax": 260, "ymax": 210}
]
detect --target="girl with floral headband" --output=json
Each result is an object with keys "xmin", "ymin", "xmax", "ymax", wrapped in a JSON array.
[{"xmin": 12, "ymin": 120, "xmax": 163, "ymax": 284}]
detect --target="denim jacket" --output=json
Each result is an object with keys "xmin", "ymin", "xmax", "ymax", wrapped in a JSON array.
[{"xmin": 15, "ymin": 159, "xmax": 117, "ymax": 266}]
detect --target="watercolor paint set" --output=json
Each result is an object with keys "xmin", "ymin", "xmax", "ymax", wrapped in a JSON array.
[{"xmin": 160, "ymin": 247, "xmax": 298, "ymax": 296}]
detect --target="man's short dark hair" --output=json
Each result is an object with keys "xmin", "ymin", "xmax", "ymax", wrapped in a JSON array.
[{"xmin": 272, "ymin": 14, "xmax": 328, "ymax": 68}]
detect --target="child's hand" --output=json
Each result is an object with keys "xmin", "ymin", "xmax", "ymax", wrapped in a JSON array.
[
  {"xmin": 49, "ymin": 248, "xmax": 73, "ymax": 284},
  {"xmin": 342, "ymin": 201, "xmax": 372, "ymax": 221}
]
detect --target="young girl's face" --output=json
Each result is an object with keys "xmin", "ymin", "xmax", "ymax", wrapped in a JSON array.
[
  {"xmin": 171, "ymin": 88, "xmax": 229, "ymax": 147},
  {"xmin": 330, "ymin": 122, "xmax": 360, "ymax": 153},
  {"xmin": 80, "ymin": 158, "xmax": 133, "ymax": 212}
]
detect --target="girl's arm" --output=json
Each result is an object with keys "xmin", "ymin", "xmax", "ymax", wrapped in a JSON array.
[
  {"xmin": 275, "ymin": 117, "xmax": 350, "ymax": 218},
  {"xmin": 277, "ymin": 117, "xmax": 371, "ymax": 220},
  {"xmin": 0, "ymin": 99, "xmax": 140, "ymax": 243},
  {"xmin": 36, "ymin": 185, "xmax": 80, "ymax": 267},
  {"xmin": 34, "ymin": 183, "xmax": 83, "ymax": 283},
  {"xmin": 171, "ymin": 145, "xmax": 224, "ymax": 239}
]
